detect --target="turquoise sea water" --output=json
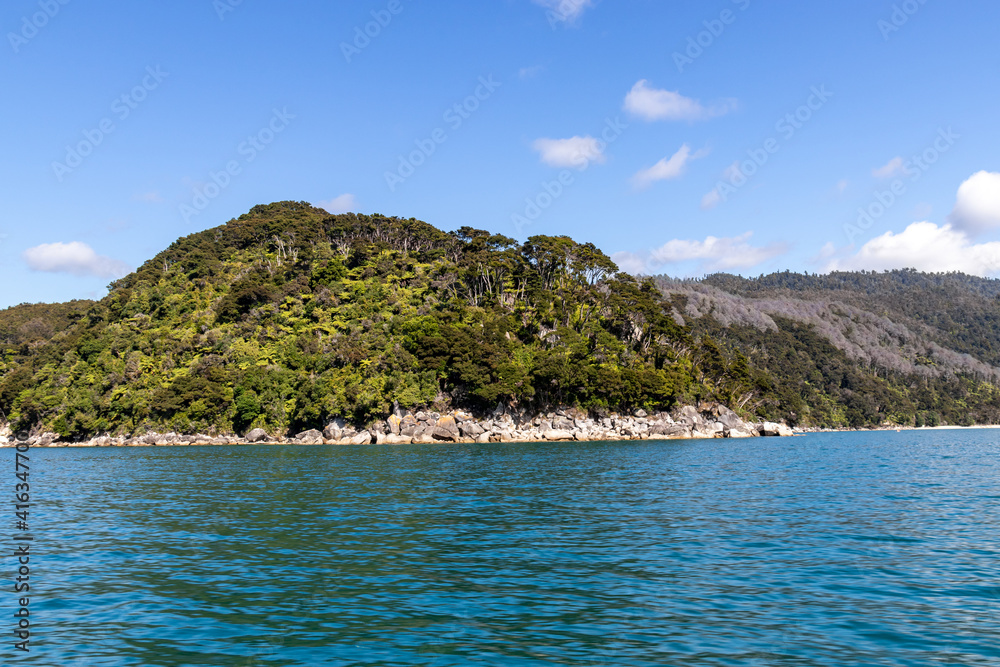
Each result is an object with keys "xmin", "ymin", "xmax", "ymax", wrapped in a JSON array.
[{"xmin": 10, "ymin": 430, "xmax": 1000, "ymax": 666}]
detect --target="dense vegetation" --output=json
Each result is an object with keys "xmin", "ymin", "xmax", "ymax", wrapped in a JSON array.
[
  {"xmin": 0, "ymin": 203, "xmax": 756, "ymax": 438},
  {"xmin": 2, "ymin": 202, "xmax": 998, "ymax": 438}
]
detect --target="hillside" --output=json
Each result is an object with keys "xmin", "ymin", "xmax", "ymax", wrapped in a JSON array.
[
  {"xmin": 2, "ymin": 201, "xmax": 999, "ymax": 438},
  {"xmin": 656, "ymin": 271, "xmax": 1000, "ymax": 427}
]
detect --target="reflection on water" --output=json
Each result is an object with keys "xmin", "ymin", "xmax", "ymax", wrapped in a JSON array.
[{"xmin": 20, "ymin": 430, "xmax": 1000, "ymax": 665}]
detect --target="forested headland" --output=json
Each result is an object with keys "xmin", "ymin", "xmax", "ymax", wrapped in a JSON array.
[{"xmin": 2, "ymin": 201, "xmax": 999, "ymax": 440}]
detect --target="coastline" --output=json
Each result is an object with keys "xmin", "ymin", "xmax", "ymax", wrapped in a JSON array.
[
  {"xmin": 4, "ymin": 411, "xmax": 995, "ymax": 449},
  {"xmin": 0, "ymin": 403, "xmax": 795, "ymax": 448}
]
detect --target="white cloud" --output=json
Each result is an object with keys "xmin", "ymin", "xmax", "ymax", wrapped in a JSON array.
[
  {"xmin": 533, "ymin": 0, "xmax": 594, "ymax": 24},
  {"xmin": 23, "ymin": 242, "xmax": 131, "ymax": 278},
  {"xmin": 872, "ymin": 156, "xmax": 905, "ymax": 179},
  {"xmin": 823, "ymin": 222, "xmax": 1000, "ymax": 277},
  {"xmin": 837, "ymin": 179, "xmax": 849, "ymax": 194},
  {"xmin": 947, "ymin": 170, "xmax": 1000, "ymax": 236},
  {"xmin": 632, "ymin": 145, "xmax": 708, "ymax": 190},
  {"xmin": 623, "ymin": 80, "xmax": 735, "ymax": 122},
  {"xmin": 532, "ymin": 136, "xmax": 605, "ymax": 169},
  {"xmin": 317, "ymin": 194, "xmax": 358, "ymax": 214},
  {"xmin": 612, "ymin": 232, "xmax": 788, "ymax": 275}
]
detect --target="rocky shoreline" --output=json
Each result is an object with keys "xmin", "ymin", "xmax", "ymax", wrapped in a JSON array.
[{"xmin": 0, "ymin": 403, "xmax": 796, "ymax": 448}]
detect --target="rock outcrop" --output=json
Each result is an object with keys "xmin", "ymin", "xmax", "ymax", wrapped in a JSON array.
[{"xmin": 0, "ymin": 404, "xmax": 798, "ymax": 448}]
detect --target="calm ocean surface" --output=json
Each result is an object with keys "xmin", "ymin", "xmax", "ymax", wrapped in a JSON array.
[{"xmin": 13, "ymin": 430, "xmax": 1000, "ymax": 666}]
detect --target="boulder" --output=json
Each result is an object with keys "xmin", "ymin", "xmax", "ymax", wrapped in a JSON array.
[
  {"xmin": 650, "ymin": 423, "xmax": 690, "ymax": 439},
  {"xmin": 432, "ymin": 427, "xmax": 459, "ymax": 442},
  {"xmin": 387, "ymin": 414, "xmax": 402, "ymax": 435},
  {"xmin": 633, "ymin": 409, "xmax": 648, "ymax": 418},
  {"xmin": 691, "ymin": 422, "xmax": 725, "ymax": 439},
  {"xmin": 676, "ymin": 405, "xmax": 705, "ymax": 427},
  {"xmin": 726, "ymin": 428, "xmax": 755, "ymax": 439},
  {"xmin": 349, "ymin": 431, "xmax": 372, "ymax": 445},
  {"xmin": 476, "ymin": 432, "xmax": 492, "ymax": 444},
  {"xmin": 383, "ymin": 434, "xmax": 413, "ymax": 445},
  {"xmin": 246, "ymin": 428, "xmax": 269, "ymax": 443},
  {"xmin": 459, "ymin": 422, "xmax": 485, "ymax": 438},
  {"xmin": 30, "ymin": 433, "xmax": 56, "ymax": 447},
  {"xmin": 323, "ymin": 419, "xmax": 347, "ymax": 441},
  {"xmin": 434, "ymin": 416, "xmax": 460, "ymax": 440},
  {"xmin": 716, "ymin": 407, "xmax": 746, "ymax": 432},
  {"xmin": 760, "ymin": 422, "xmax": 795, "ymax": 437},
  {"xmin": 295, "ymin": 429, "xmax": 324, "ymax": 445},
  {"xmin": 542, "ymin": 429, "xmax": 575, "ymax": 441},
  {"xmin": 552, "ymin": 417, "xmax": 575, "ymax": 430}
]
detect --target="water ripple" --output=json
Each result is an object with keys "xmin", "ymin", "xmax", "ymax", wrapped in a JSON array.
[{"xmin": 15, "ymin": 430, "xmax": 1000, "ymax": 665}]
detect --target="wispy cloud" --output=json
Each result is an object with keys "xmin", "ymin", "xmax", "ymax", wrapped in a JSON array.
[
  {"xmin": 632, "ymin": 144, "xmax": 708, "ymax": 190},
  {"xmin": 872, "ymin": 156, "xmax": 905, "ymax": 179},
  {"xmin": 623, "ymin": 80, "xmax": 736, "ymax": 122},
  {"xmin": 23, "ymin": 242, "xmax": 131, "ymax": 278},
  {"xmin": 613, "ymin": 232, "xmax": 789, "ymax": 275},
  {"xmin": 317, "ymin": 194, "xmax": 359, "ymax": 214},
  {"xmin": 532, "ymin": 136, "xmax": 605, "ymax": 169}
]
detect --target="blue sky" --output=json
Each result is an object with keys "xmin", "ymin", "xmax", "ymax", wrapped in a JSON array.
[{"xmin": 3, "ymin": 0, "xmax": 1000, "ymax": 308}]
